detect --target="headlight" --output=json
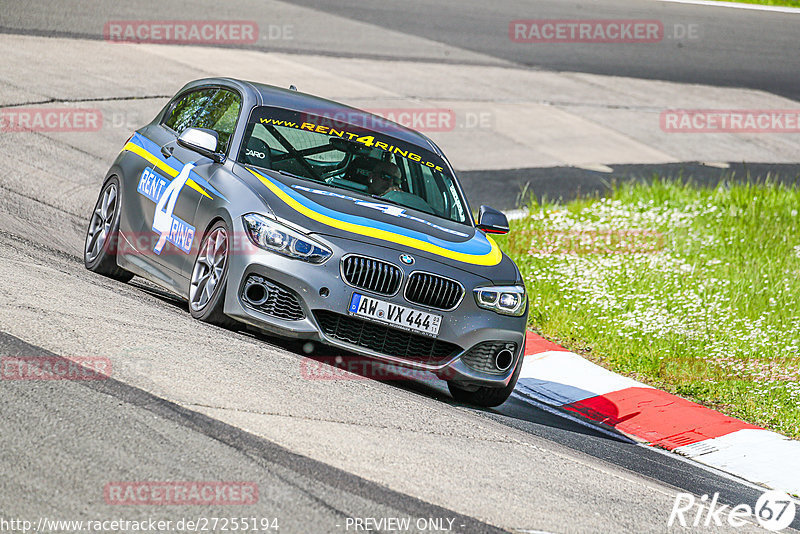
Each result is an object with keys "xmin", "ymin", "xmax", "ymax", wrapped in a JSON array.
[
  {"xmin": 243, "ymin": 213, "xmax": 331, "ymax": 264},
  {"xmin": 474, "ymin": 285, "xmax": 527, "ymax": 316}
]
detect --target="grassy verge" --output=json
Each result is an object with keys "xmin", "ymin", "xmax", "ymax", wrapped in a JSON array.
[
  {"xmin": 710, "ymin": 0, "xmax": 800, "ymax": 7},
  {"xmin": 495, "ymin": 179, "xmax": 800, "ymax": 438}
]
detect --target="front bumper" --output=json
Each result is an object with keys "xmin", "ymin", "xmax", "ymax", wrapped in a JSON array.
[{"xmin": 223, "ymin": 218, "xmax": 527, "ymax": 388}]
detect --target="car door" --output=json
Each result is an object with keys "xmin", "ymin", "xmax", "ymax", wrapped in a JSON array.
[
  {"xmin": 170, "ymin": 88, "xmax": 241, "ymax": 275},
  {"xmin": 135, "ymin": 87, "xmax": 215, "ymax": 260},
  {"xmin": 118, "ymin": 91, "xmax": 209, "ymax": 249},
  {"xmin": 143, "ymin": 87, "xmax": 240, "ymax": 276}
]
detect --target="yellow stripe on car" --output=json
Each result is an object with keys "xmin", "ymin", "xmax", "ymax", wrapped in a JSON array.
[
  {"xmin": 247, "ymin": 168, "xmax": 502, "ymax": 266},
  {"xmin": 123, "ymin": 142, "xmax": 212, "ymax": 199}
]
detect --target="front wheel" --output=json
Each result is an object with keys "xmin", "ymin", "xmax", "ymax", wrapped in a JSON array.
[
  {"xmin": 447, "ymin": 351, "xmax": 523, "ymax": 408},
  {"xmin": 84, "ymin": 176, "xmax": 134, "ymax": 282},
  {"xmin": 189, "ymin": 220, "xmax": 235, "ymax": 328}
]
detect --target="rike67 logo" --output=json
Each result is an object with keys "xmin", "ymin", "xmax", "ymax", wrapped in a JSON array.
[{"xmin": 669, "ymin": 490, "xmax": 797, "ymax": 531}]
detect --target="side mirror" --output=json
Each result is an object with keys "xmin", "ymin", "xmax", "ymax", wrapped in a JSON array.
[
  {"xmin": 177, "ymin": 128, "xmax": 225, "ymax": 163},
  {"xmin": 476, "ymin": 205, "xmax": 509, "ymax": 235}
]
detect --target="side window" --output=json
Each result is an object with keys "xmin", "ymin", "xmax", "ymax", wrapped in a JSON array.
[
  {"xmin": 163, "ymin": 89, "xmax": 216, "ymax": 135},
  {"xmin": 193, "ymin": 89, "xmax": 241, "ymax": 154}
]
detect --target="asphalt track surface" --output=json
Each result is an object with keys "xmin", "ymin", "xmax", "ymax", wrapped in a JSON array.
[
  {"xmin": 0, "ymin": 236, "xmax": 783, "ymax": 532},
  {"xmin": 3, "ymin": 0, "xmax": 799, "ymax": 210},
  {"xmin": 1, "ymin": 1, "xmax": 799, "ymax": 533},
  {"xmin": 284, "ymin": 0, "xmax": 800, "ymax": 102},
  {"xmin": 2, "ymin": 0, "xmax": 798, "ymax": 100}
]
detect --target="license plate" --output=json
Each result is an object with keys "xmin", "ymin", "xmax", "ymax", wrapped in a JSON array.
[{"xmin": 348, "ymin": 293, "xmax": 442, "ymax": 337}]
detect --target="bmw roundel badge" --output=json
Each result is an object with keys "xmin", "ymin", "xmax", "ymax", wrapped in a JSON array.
[{"xmin": 399, "ymin": 254, "xmax": 415, "ymax": 265}]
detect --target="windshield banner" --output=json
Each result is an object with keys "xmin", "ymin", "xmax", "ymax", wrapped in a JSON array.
[{"xmin": 249, "ymin": 107, "xmax": 447, "ymax": 172}]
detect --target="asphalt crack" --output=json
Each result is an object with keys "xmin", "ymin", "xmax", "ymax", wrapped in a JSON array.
[{"xmin": 1, "ymin": 94, "xmax": 171, "ymax": 109}]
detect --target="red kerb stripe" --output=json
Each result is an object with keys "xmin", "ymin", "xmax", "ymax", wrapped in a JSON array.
[
  {"xmin": 564, "ymin": 387, "xmax": 760, "ymax": 449},
  {"xmin": 524, "ymin": 331, "xmax": 569, "ymax": 355}
]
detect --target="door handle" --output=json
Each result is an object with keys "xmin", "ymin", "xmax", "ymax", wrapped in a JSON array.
[{"xmin": 160, "ymin": 145, "xmax": 174, "ymax": 158}]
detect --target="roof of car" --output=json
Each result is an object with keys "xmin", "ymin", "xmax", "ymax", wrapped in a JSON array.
[{"xmin": 215, "ymin": 77, "xmax": 442, "ymax": 155}]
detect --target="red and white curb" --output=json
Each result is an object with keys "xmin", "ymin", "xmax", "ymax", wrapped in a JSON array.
[{"xmin": 513, "ymin": 331, "xmax": 800, "ymax": 496}]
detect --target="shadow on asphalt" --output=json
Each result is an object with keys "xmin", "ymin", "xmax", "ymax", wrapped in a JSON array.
[
  {"xmin": 257, "ymin": 335, "xmax": 629, "ymax": 443},
  {"xmin": 109, "ymin": 283, "xmax": 630, "ymax": 444},
  {"xmin": 73, "ymin": 283, "xmax": 800, "ymax": 529}
]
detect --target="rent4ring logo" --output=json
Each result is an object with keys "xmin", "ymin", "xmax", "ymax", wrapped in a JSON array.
[
  {"xmin": 669, "ymin": 490, "xmax": 797, "ymax": 531},
  {"xmin": 137, "ymin": 165, "xmax": 195, "ymax": 254}
]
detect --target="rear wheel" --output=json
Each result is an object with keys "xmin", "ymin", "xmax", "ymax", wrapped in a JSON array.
[
  {"xmin": 189, "ymin": 221, "xmax": 236, "ymax": 328},
  {"xmin": 84, "ymin": 176, "xmax": 134, "ymax": 282},
  {"xmin": 448, "ymin": 349, "xmax": 523, "ymax": 408}
]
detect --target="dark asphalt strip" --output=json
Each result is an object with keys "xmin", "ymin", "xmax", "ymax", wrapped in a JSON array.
[
  {"xmin": 0, "ymin": 331, "xmax": 507, "ymax": 534},
  {"xmin": 458, "ymin": 162, "xmax": 800, "ymax": 210},
  {"xmin": 491, "ymin": 397, "xmax": 800, "ymax": 531},
  {"xmin": 0, "ymin": 26, "xmax": 505, "ymax": 67},
  {"xmin": 279, "ymin": 0, "xmax": 800, "ymax": 101}
]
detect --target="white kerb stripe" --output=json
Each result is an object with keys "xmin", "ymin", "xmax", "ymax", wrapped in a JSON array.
[
  {"xmin": 675, "ymin": 428, "xmax": 800, "ymax": 496},
  {"xmin": 516, "ymin": 350, "xmax": 652, "ymax": 406}
]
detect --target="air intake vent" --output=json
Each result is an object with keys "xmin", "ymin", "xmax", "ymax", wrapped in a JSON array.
[
  {"xmin": 241, "ymin": 275, "xmax": 305, "ymax": 321},
  {"xmin": 341, "ymin": 255, "xmax": 402, "ymax": 295},
  {"xmin": 404, "ymin": 272, "xmax": 464, "ymax": 310},
  {"xmin": 314, "ymin": 310, "xmax": 461, "ymax": 365}
]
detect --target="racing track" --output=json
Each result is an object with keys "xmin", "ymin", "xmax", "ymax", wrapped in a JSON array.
[
  {"xmin": 1, "ymin": 2, "xmax": 799, "ymax": 533},
  {"xmin": 3, "ymin": 0, "xmax": 800, "ymax": 209},
  {"xmin": 0, "ymin": 144, "xmax": 777, "ymax": 532}
]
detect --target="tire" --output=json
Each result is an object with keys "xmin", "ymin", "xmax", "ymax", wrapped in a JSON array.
[
  {"xmin": 188, "ymin": 220, "xmax": 236, "ymax": 328},
  {"xmin": 84, "ymin": 176, "xmax": 134, "ymax": 282},
  {"xmin": 448, "ymin": 347, "xmax": 524, "ymax": 408}
]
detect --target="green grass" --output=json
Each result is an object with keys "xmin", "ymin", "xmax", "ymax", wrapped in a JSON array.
[
  {"xmin": 711, "ymin": 0, "xmax": 800, "ymax": 6},
  {"xmin": 496, "ymin": 179, "xmax": 800, "ymax": 438}
]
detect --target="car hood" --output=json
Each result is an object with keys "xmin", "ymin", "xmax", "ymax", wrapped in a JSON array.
[{"xmin": 236, "ymin": 166, "xmax": 521, "ymax": 282}]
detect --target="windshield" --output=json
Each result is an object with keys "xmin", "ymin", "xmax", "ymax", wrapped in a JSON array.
[{"xmin": 237, "ymin": 106, "xmax": 469, "ymax": 224}]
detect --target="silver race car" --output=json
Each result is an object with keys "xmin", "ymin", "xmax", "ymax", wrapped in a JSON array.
[{"xmin": 84, "ymin": 78, "xmax": 528, "ymax": 406}]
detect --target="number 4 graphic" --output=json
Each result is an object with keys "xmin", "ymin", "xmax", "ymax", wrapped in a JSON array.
[{"xmin": 152, "ymin": 162, "xmax": 195, "ymax": 254}]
